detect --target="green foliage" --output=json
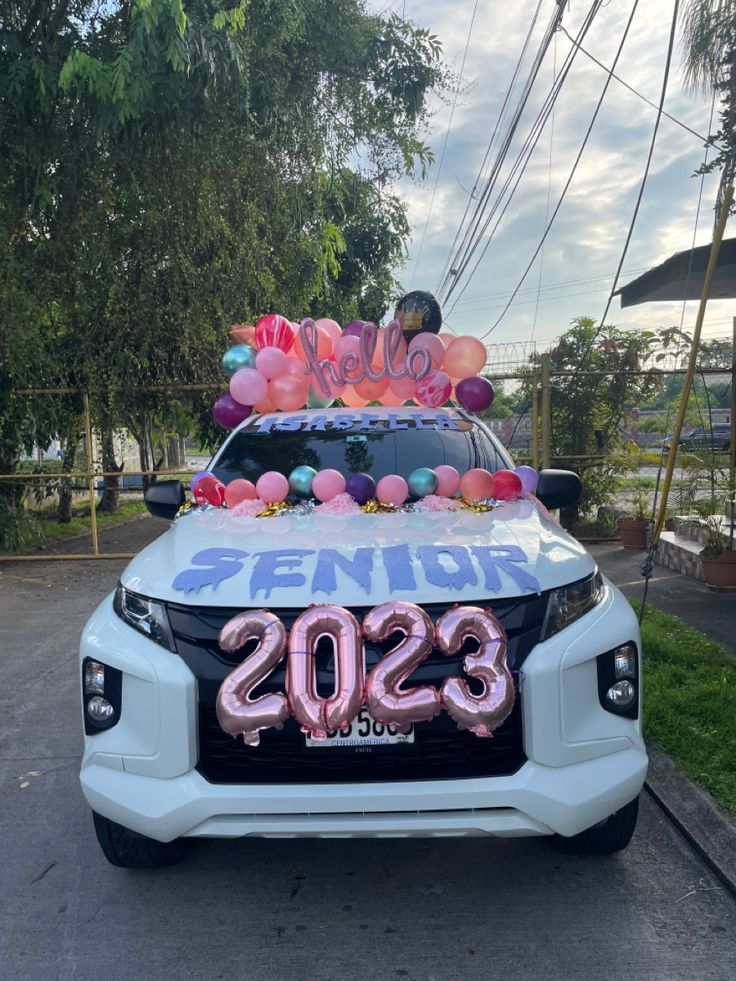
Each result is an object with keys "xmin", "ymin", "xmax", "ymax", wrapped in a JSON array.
[
  {"xmin": 634, "ymin": 599, "xmax": 736, "ymax": 816},
  {"xmin": 0, "ymin": 1, "xmax": 446, "ymax": 532}
]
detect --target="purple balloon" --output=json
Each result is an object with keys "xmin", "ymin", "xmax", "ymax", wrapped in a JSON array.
[
  {"xmin": 212, "ymin": 392, "xmax": 253, "ymax": 429},
  {"xmin": 515, "ymin": 465, "xmax": 539, "ymax": 494},
  {"xmin": 345, "ymin": 472, "xmax": 376, "ymax": 505},
  {"xmin": 455, "ymin": 375, "xmax": 494, "ymax": 412},
  {"xmin": 191, "ymin": 469, "xmax": 213, "ymax": 493},
  {"xmin": 342, "ymin": 319, "xmax": 373, "ymax": 338}
]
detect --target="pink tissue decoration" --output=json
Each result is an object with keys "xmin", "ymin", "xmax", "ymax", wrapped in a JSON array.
[
  {"xmin": 521, "ymin": 492, "xmax": 560, "ymax": 525},
  {"xmin": 413, "ymin": 494, "xmax": 458, "ymax": 512},
  {"xmin": 230, "ymin": 498, "xmax": 268, "ymax": 517},
  {"xmin": 314, "ymin": 492, "xmax": 361, "ymax": 515}
]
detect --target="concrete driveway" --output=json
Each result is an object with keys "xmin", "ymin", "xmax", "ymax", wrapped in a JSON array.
[{"xmin": 1, "ymin": 519, "xmax": 736, "ymax": 981}]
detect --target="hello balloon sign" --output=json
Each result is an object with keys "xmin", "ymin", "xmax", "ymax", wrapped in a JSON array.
[
  {"xmin": 214, "ymin": 298, "xmax": 496, "ymax": 425},
  {"xmin": 215, "ymin": 601, "xmax": 514, "ymax": 744}
]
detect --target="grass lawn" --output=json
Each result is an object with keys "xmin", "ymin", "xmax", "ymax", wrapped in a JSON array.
[
  {"xmin": 633, "ymin": 600, "xmax": 736, "ymax": 817},
  {"xmin": 9, "ymin": 499, "xmax": 149, "ymax": 552}
]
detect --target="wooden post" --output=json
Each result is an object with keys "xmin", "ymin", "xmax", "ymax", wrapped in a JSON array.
[
  {"xmin": 531, "ymin": 376, "xmax": 540, "ymax": 471},
  {"xmin": 541, "ymin": 353, "xmax": 551, "ymax": 469},
  {"xmin": 653, "ymin": 184, "xmax": 734, "ymax": 544},
  {"xmin": 83, "ymin": 392, "xmax": 100, "ymax": 557}
]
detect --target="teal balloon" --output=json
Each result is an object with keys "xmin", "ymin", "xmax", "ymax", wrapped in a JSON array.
[
  {"xmin": 288, "ymin": 465, "xmax": 318, "ymax": 499},
  {"xmin": 222, "ymin": 344, "xmax": 256, "ymax": 378},
  {"xmin": 307, "ymin": 386, "xmax": 333, "ymax": 409},
  {"xmin": 407, "ymin": 467, "xmax": 439, "ymax": 500}
]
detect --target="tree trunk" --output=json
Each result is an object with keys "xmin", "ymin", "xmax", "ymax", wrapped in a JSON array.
[
  {"xmin": 57, "ymin": 432, "xmax": 79, "ymax": 523},
  {"xmin": 98, "ymin": 428, "xmax": 123, "ymax": 513}
]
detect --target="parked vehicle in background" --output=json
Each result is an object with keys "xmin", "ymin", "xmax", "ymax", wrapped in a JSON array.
[{"xmin": 663, "ymin": 425, "xmax": 731, "ymax": 452}]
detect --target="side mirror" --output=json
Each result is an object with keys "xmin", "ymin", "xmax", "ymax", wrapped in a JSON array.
[
  {"xmin": 144, "ymin": 480, "xmax": 185, "ymax": 520},
  {"xmin": 535, "ymin": 469, "xmax": 582, "ymax": 510}
]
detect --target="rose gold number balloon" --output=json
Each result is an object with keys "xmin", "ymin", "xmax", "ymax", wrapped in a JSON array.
[
  {"xmin": 287, "ymin": 605, "xmax": 364, "ymax": 739},
  {"xmin": 435, "ymin": 606, "xmax": 515, "ymax": 738},
  {"xmin": 216, "ymin": 610, "xmax": 288, "ymax": 746},
  {"xmin": 363, "ymin": 601, "xmax": 441, "ymax": 733}
]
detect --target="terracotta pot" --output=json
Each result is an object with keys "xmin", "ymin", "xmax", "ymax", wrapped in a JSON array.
[
  {"xmin": 618, "ymin": 517, "xmax": 648, "ymax": 550},
  {"xmin": 701, "ymin": 549, "xmax": 736, "ymax": 590}
]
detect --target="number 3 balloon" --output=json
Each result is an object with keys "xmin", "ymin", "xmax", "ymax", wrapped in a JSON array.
[{"xmin": 435, "ymin": 606, "xmax": 515, "ymax": 738}]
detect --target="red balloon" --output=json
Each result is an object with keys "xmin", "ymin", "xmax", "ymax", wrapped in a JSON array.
[
  {"xmin": 254, "ymin": 313, "xmax": 294, "ymax": 354},
  {"xmin": 193, "ymin": 475, "xmax": 226, "ymax": 507},
  {"xmin": 493, "ymin": 469, "xmax": 523, "ymax": 501}
]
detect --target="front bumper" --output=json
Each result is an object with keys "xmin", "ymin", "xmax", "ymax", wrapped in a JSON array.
[
  {"xmin": 81, "ymin": 747, "xmax": 646, "ymax": 842},
  {"xmin": 80, "ymin": 579, "xmax": 647, "ymax": 843}
]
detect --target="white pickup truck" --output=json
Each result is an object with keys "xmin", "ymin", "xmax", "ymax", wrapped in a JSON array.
[{"xmin": 79, "ymin": 407, "xmax": 646, "ymax": 867}]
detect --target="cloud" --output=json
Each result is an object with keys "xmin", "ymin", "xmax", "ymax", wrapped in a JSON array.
[{"xmin": 374, "ymin": 0, "xmax": 730, "ymax": 348}]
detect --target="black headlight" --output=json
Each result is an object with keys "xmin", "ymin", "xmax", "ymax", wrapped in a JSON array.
[
  {"xmin": 542, "ymin": 571, "xmax": 604, "ymax": 639},
  {"xmin": 113, "ymin": 585, "xmax": 176, "ymax": 652},
  {"xmin": 597, "ymin": 642, "xmax": 639, "ymax": 719}
]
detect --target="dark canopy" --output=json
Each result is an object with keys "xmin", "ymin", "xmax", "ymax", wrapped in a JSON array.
[{"xmin": 615, "ymin": 236, "xmax": 736, "ymax": 307}]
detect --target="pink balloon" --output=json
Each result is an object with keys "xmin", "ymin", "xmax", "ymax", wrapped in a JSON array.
[
  {"xmin": 493, "ymin": 469, "xmax": 523, "ymax": 501},
  {"xmin": 254, "ymin": 313, "xmax": 294, "ymax": 354},
  {"xmin": 334, "ymin": 333, "xmax": 361, "ymax": 363},
  {"xmin": 224, "ymin": 479, "xmax": 257, "ymax": 508},
  {"xmin": 256, "ymin": 346, "xmax": 289, "ymax": 380},
  {"xmin": 193, "ymin": 475, "xmax": 226, "ymax": 507},
  {"xmin": 436, "ymin": 606, "xmax": 515, "ymax": 738},
  {"xmin": 438, "ymin": 332, "xmax": 454, "ymax": 349},
  {"xmin": 216, "ymin": 611, "xmax": 289, "ymax": 745},
  {"xmin": 315, "ymin": 318, "xmax": 342, "ymax": 344},
  {"xmin": 443, "ymin": 335, "xmax": 487, "ymax": 378},
  {"xmin": 460, "ymin": 468, "xmax": 495, "ymax": 501},
  {"xmin": 376, "ymin": 474, "xmax": 409, "ymax": 507},
  {"xmin": 268, "ymin": 374, "xmax": 308, "ymax": 411},
  {"xmin": 389, "ymin": 374, "xmax": 416, "ymax": 400},
  {"xmin": 414, "ymin": 369, "xmax": 452, "ymax": 408},
  {"xmin": 293, "ymin": 324, "xmax": 332, "ymax": 359},
  {"xmin": 363, "ymin": 602, "xmax": 442, "ymax": 732},
  {"xmin": 312, "ymin": 469, "xmax": 346, "ymax": 501},
  {"xmin": 434, "ymin": 465, "xmax": 461, "ymax": 497},
  {"xmin": 380, "ymin": 385, "xmax": 408, "ymax": 406},
  {"xmin": 256, "ymin": 471, "xmax": 289, "ymax": 503},
  {"xmin": 341, "ymin": 385, "xmax": 369, "ymax": 407},
  {"xmin": 288, "ymin": 605, "xmax": 364, "ymax": 737},
  {"xmin": 373, "ymin": 327, "xmax": 408, "ymax": 368},
  {"xmin": 408, "ymin": 333, "xmax": 445, "ymax": 369},
  {"xmin": 355, "ymin": 374, "xmax": 388, "ymax": 401},
  {"xmin": 230, "ymin": 367, "xmax": 267, "ymax": 407}
]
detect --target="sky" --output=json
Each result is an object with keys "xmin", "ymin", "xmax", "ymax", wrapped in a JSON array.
[{"xmin": 371, "ymin": 0, "xmax": 732, "ymax": 353}]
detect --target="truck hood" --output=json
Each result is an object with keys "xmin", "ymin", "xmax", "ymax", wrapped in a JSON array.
[{"xmin": 122, "ymin": 500, "xmax": 595, "ymax": 608}]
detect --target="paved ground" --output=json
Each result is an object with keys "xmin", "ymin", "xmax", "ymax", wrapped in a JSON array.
[
  {"xmin": 589, "ymin": 543, "xmax": 736, "ymax": 653},
  {"xmin": 1, "ymin": 518, "xmax": 736, "ymax": 980}
]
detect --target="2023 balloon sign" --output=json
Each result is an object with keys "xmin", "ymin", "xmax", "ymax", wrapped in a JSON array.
[{"xmin": 215, "ymin": 601, "xmax": 514, "ymax": 745}]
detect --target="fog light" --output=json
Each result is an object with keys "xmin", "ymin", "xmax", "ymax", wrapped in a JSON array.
[
  {"xmin": 84, "ymin": 661, "xmax": 105, "ymax": 695},
  {"xmin": 606, "ymin": 680, "xmax": 635, "ymax": 710},
  {"xmin": 613, "ymin": 645, "xmax": 637, "ymax": 679},
  {"xmin": 86, "ymin": 696, "xmax": 115, "ymax": 723}
]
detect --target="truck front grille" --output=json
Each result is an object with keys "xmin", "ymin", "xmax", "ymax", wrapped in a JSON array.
[{"xmin": 167, "ymin": 596, "xmax": 547, "ymax": 785}]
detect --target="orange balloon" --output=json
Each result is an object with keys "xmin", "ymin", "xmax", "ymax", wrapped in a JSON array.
[
  {"xmin": 269, "ymin": 375, "xmax": 308, "ymax": 411},
  {"xmin": 315, "ymin": 318, "xmax": 342, "ymax": 345},
  {"xmin": 373, "ymin": 328, "xmax": 407, "ymax": 368},
  {"xmin": 355, "ymin": 375, "xmax": 389, "ymax": 401},
  {"xmin": 444, "ymin": 336, "xmax": 487, "ymax": 377},
  {"xmin": 293, "ymin": 325, "xmax": 332, "ymax": 360},
  {"xmin": 438, "ymin": 332, "xmax": 454, "ymax": 349},
  {"xmin": 460, "ymin": 468, "xmax": 495, "ymax": 501},
  {"xmin": 254, "ymin": 395, "xmax": 275, "ymax": 413},
  {"xmin": 389, "ymin": 374, "xmax": 416, "ymax": 400},
  {"xmin": 378, "ymin": 385, "xmax": 406, "ymax": 406},
  {"xmin": 231, "ymin": 323, "xmax": 256, "ymax": 345},
  {"xmin": 342, "ymin": 385, "xmax": 369, "ymax": 407}
]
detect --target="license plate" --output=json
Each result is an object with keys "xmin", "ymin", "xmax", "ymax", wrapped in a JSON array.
[{"xmin": 305, "ymin": 707, "xmax": 415, "ymax": 748}]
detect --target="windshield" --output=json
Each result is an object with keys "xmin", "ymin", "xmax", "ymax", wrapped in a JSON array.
[{"xmin": 211, "ymin": 412, "xmax": 511, "ymax": 486}]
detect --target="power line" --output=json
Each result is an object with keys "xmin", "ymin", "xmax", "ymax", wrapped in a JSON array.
[
  {"xmin": 531, "ymin": 33, "xmax": 557, "ymax": 344},
  {"xmin": 470, "ymin": 0, "xmax": 643, "ymax": 338},
  {"xmin": 441, "ymin": 1, "xmax": 604, "ymax": 310},
  {"xmin": 409, "ymin": 0, "xmax": 479, "ymax": 288},
  {"xmin": 436, "ymin": 0, "xmax": 572, "ymax": 302},
  {"xmin": 453, "ymin": 267, "xmax": 649, "ymax": 307},
  {"xmin": 434, "ymin": 0, "xmax": 547, "ymax": 296}
]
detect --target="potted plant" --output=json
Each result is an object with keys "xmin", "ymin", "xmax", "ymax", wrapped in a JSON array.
[
  {"xmin": 617, "ymin": 481, "xmax": 649, "ymax": 550},
  {"xmin": 698, "ymin": 505, "xmax": 736, "ymax": 590}
]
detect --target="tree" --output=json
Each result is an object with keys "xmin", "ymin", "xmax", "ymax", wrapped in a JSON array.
[{"xmin": 0, "ymin": 2, "xmax": 445, "ymax": 540}]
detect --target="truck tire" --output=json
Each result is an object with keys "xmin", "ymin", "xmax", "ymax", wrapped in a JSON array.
[
  {"xmin": 553, "ymin": 795, "xmax": 639, "ymax": 855},
  {"xmin": 92, "ymin": 811, "xmax": 191, "ymax": 868}
]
